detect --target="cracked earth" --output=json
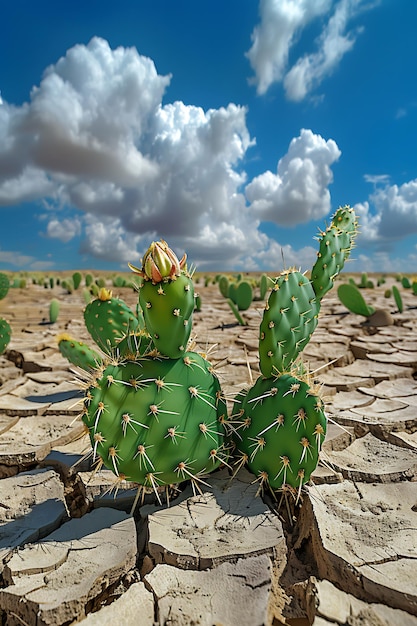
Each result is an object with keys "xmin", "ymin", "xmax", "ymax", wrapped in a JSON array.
[{"xmin": 0, "ymin": 276, "xmax": 416, "ymax": 625}]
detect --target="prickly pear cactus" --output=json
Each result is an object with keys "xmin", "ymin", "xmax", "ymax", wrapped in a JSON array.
[
  {"xmin": 0, "ymin": 273, "xmax": 10, "ymax": 300},
  {"xmin": 0, "ymin": 273, "xmax": 11, "ymax": 353},
  {"xmin": 0, "ymin": 318, "xmax": 11, "ymax": 355},
  {"xmin": 311, "ymin": 205, "xmax": 358, "ymax": 300},
  {"xmin": 232, "ymin": 205, "xmax": 357, "ymax": 496},
  {"xmin": 84, "ymin": 288, "xmax": 140, "ymax": 354},
  {"xmin": 82, "ymin": 351, "xmax": 228, "ymax": 491},
  {"xmin": 130, "ymin": 241, "xmax": 195, "ymax": 359},
  {"xmin": 57, "ymin": 333, "xmax": 102, "ymax": 371},
  {"xmin": 258, "ymin": 269, "xmax": 320, "ymax": 378},
  {"xmin": 232, "ymin": 373, "xmax": 326, "ymax": 492}
]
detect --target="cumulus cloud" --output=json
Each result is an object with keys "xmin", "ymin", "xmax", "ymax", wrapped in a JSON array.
[
  {"xmin": 355, "ymin": 179, "xmax": 417, "ymax": 244},
  {"xmin": 247, "ymin": 0, "xmax": 379, "ymax": 100},
  {"xmin": 46, "ymin": 217, "xmax": 82, "ymax": 243},
  {"xmin": 245, "ymin": 128, "xmax": 341, "ymax": 225},
  {"xmin": 0, "ymin": 37, "xmax": 341, "ymax": 270}
]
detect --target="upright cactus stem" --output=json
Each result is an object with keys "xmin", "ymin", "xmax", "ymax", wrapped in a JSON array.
[
  {"xmin": 311, "ymin": 205, "xmax": 358, "ymax": 301},
  {"xmin": 130, "ymin": 240, "xmax": 195, "ymax": 359},
  {"xmin": 259, "ymin": 269, "xmax": 320, "ymax": 378}
]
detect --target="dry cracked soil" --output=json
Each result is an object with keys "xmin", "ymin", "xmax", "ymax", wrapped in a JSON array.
[{"xmin": 0, "ymin": 274, "xmax": 416, "ymax": 626}]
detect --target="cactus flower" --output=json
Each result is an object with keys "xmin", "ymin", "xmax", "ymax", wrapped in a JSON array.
[{"xmin": 129, "ymin": 240, "xmax": 186, "ymax": 283}]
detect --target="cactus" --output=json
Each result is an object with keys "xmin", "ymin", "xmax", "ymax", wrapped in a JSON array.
[
  {"xmin": 258, "ymin": 269, "xmax": 320, "ymax": 378},
  {"xmin": 0, "ymin": 318, "xmax": 11, "ymax": 355},
  {"xmin": 0, "ymin": 273, "xmax": 11, "ymax": 353},
  {"xmin": 84, "ymin": 288, "xmax": 140, "ymax": 354},
  {"xmin": 227, "ymin": 298, "xmax": 248, "ymax": 326},
  {"xmin": 0, "ymin": 273, "xmax": 10, "ymax": 300},
  {"xmin": 218, "ymin": 275, "xmax": 230, "ymax": 298},
  {"xmin": 49, "ymin": 298, "xmax": 60, "ymax": 324},
  {"xmin": 57, "ymin": 333, "xmax": 103, "ymax": 371},
  {"xmin": 259, "ymin": 273, "xmax": 271, "ymax": 300},
  {"xmin": 72, "ymin": 271, "xmax": 82, "ymax": 290},
  {"xmin": 233, "ymin": 280, "xmax": 253, "ymax": 311},
  {"xmin": 231, "ymin": 206, "xmax": 357, "ymax": 497},
  {"xmin": 82, "ymin": 350, "xmax": 228, "ymax": 496},
  {"xmin": 337, "ymin": 283, "xmax": 375, "ymax": 317},
  {"xmin": 311, "ymin": 205, "xmax": 357, "ymax": 301},
  {"xmin": 392, "ymin": 285, "xmax": 403, "ymax": 313},
  {"xmin": 130, "ymin": 241, "xmax": 194, "ymax": 359},
  {"xmin": 232, "ymin": 372, "xmax": 326, "ymax": 492}
]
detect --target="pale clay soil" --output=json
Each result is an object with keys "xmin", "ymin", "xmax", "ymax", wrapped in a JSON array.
[{"xmin": 0, "ymin": 275, "xmax": 416, "ymax": 626}]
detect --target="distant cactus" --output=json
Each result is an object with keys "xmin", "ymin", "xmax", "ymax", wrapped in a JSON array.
[
  {"xmin": 0, "ymin": 318, "xmax": 11, "ymax": 355},
  {"xmin": 0, "ymin": 273, "xmax": 10, "ymax": 300},
  {"xmin": 337, "ymin": 283, "xmax": 375, "ymax": 317},
  {"xmin": 49, "ymin": 298, "xmax": 60, "ymax": 324},
  {"xmin": 72, "ymin": 271, "xmax": 82, "ymax": 290},
  {"xmin": 0, "ymin": 272, "xmax": 11, "ymax": 353},
  {"xmin": 392, "ymin": 285, "xmax": 403, "ymax": 313}
]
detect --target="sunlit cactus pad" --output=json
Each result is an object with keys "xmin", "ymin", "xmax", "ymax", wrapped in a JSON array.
[
  {"xmin": 311, "ymin": 205, "xmax": 358, "ymax": 300},
  {"xmin": 259, "ymin": 269, "xmax": 320, "ymax": 378},
  {"xmin": 82, "ymin": 351, "xmax": 228, "ymax": 489},
  {"xmin": 232, "ymin": 373, "xmax": 326, "ymax": 492},
  {"xmin": 139, "ymin": 272, "xmax": 195, "ymax": 359},
  {"xmin": 84, "ymin": 290, "xmax": 140, "ymax": 354}
]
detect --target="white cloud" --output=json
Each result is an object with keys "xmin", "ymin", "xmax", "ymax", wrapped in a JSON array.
[
  {"xmin": 245, "ymin": 128, "xmax": 341, "ymax": 225},
  {"xmin": 46, "ymin": 217, "xmax": 82, "ymax": 243},
  {"xmin": 247, "ymin": 0, "xmax": 379, "ymax": 100},
  {"xmin": 355, "ymin": 179, "xmax": 417, "ymax": 245},
  {"xmin": 0, "ymin": 37, "xmax": 341, "ymax": 270},
  {"xmin": 246, "ymin": 0, "xmax": 332, "ymax": 95},
  {"xmin": 0, "ymin": 248, "xmax": 37, "ymax": 268}
]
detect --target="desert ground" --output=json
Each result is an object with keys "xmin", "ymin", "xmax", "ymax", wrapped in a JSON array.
[{"xmin": 0, "ymin": 274, "xmax": 416, "ymax": 625}]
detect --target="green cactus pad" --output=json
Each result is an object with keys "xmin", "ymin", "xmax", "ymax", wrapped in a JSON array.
[
  {"xmin": 232, "ymin": 373, "xmax": 326, "ymax": 491},
  {"xmin": 84, "ymin": 291, "xmax": 140, "ymax": 354},
  {"xmin": 218, "ymin": 275, "xmax": 230, "ymax": 298},
  {"xmin": 57, "ymin": 334, "xmax": 103, "ymax": 371},
  {"xmin": 139, "ymin": 273, "xmax": 194, "ymax": 359},
  {"xmin": 82, "ymin": 351, "xmax": 228, "ymax": 486},
  {"xmin": 311, "ymin": 205, "xmax": 358, "ymax": 300},
  {"xmin": 234, "ymin": 281, "xmax": 253, "ymax": 311},
  {"xmin": 0, "ymin": 317, "xmax": 11, "ymax": 355},
  {"xmin": 259, "ymin": 269, "xmax": 320, "ymax": 378},
  {"xmin": 337, "ymin": 283, "xmax": 375, "ymax": 317},
  {"xmin": 49, "ymin": 298, "xmax": 60, "ymax": 324},
  {"xmin": 0, "ymin": 273, "xmax": 10, "ymax": 300}
]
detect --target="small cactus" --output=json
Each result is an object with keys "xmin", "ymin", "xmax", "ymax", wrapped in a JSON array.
[
  {"xmin": 0, "ymin": 318, "xmax": 11, "ymax": 355},
  {"xmin": 49, "ymin": 298, "xmax": 60, "ymax": 324},
  {"xmin": 0, "ymin": 273, "xmax": 10, "ymax": 300},
  {"xmin": 0, "ymin": 273, "xmax": 11, "ymax": 353},
  {"xmin": 130, "ymin": 241, "xmax": 195, "ymax": 359},
  {"xmin": 337, "ymin": 283, "xmax": 375, "ymax": 317}
]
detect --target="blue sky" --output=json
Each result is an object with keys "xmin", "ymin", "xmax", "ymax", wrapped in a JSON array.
[{"xmin": 1, "ymin": 0, "xmax": 417, "ymax": 274}]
